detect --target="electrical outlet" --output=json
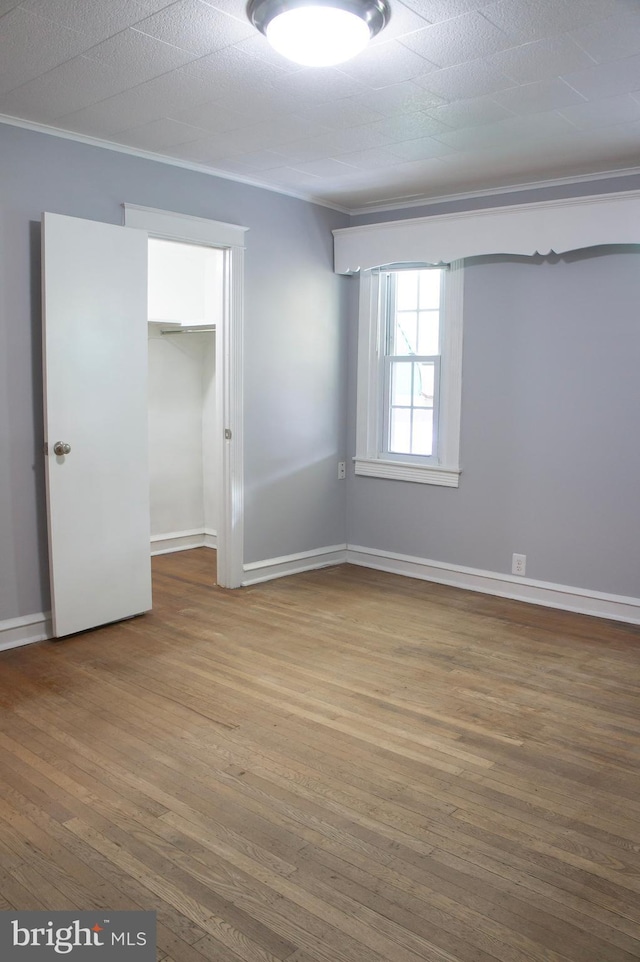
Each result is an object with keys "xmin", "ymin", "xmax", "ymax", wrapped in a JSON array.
[
  {"xmin": 512, "ymin": 553, "xmax": 526, "ymax": 576},
  {"xmin": 338, "ymin": 461, "xmax": 346, "ymax": 480}
]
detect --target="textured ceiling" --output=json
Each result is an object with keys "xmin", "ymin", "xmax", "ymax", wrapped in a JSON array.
[{"xmin": 1, "ymin": 0, "xmax": 640, "ymax": 211}]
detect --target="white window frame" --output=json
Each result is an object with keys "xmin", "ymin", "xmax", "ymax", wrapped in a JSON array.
[{"xmin": 354, "ymin": 261, "xmax": 464, "ymax": 487}]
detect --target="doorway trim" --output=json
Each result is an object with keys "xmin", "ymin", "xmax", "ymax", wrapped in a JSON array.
[{"xmin": 123, "ymin": 203, "xmax": 248, "ymax": 589}]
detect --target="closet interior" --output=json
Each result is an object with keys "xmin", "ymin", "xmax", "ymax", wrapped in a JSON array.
[{"xmin": 147, "ymin": 237, "xmax": 223, "ymax": 558}]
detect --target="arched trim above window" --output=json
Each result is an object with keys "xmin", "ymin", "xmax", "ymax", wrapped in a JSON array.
[{"xmin": 333, "ymin": 190, "xmax": 640, "ymax": 274}]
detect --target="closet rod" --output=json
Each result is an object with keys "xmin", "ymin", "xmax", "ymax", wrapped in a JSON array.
[{"xmin": 160, "ymin": 327, "xmax": 216, "ymax": 335}]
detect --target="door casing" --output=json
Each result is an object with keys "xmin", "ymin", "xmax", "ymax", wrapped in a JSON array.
[{"xmin": 124, "ymin": 203, "xmax": 247, "ymax": 589}]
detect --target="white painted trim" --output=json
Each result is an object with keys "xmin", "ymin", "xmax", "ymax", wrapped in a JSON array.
[
  {"xmin": 6, "ymin": 114, "xmax": 640, "ymax": 219},
  {"xmin": 0, "ymin": 115, "xmax": 350, "ymax": 214},
  {"xmin": 4, "ymin": 540, "xmax": 639, "ymax": 657},
  {"xmin": 150, "ymin": 529, "xmax": 217, "ymax": 556},
  {"xmin": 216, "ymin": 244, "xmax": 244, "ymax": 589},
  {"xmin": 151, "ymin": 527, "xmax": 205, "ymax": 542},
  {"xmin": 439, "ymin": 260, "xmax": 464, "ymax": 473},
  {"xmin": 354, "ymin": 458, "xmax": 460, "ymax": 486},
  {"xmin": 349, "ymin": 167, "xmax": 640, "ymax": 216},
  {"xmin": 242, "ymin": 545, "xmax": 348, "ymax": 586},
  {"xmin": 4, "ymin": 114, "xmax": 640, "ymax": 218},
  {"xmin": 204, "ymin": 529, "xmax": 217, "ymax": 550},
  {"xmin": 124, "ymin": 204, "xmax": 247, "ymax": 248},
  {"xmin": 0, "ymin": 613, "xmax": 52, "ymax": 652},
  {"xmin": 333, "ymin": 189, "xmax": 640, "ymax": 273},
  {"xmin": 242, "ymin": 541, "xmax": 640, "ymax": 624},
  {"xmin": 355, "ymin": 264, "xmax": 464, "ymax": 486},
  {"xmin": 355, "ymin": 270, "xmax": 380, "ymax": 463},
  {"xmin": 124, "ymin": 205, "xmax": 245, "ymax": 589},
  {"xmin": 346, "ymin": 545, "xmax": 640, "ymax": 625}
]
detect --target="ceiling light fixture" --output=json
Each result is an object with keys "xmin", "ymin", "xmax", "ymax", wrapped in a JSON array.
[{"xmin": 247, "ymin": 0, "xmax": 391, "ymax": 67}]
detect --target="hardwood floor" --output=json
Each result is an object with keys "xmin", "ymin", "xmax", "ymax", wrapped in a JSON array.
[{"xmin": 1, "ymin": 548, "xmax": 639, "ymax": 962}]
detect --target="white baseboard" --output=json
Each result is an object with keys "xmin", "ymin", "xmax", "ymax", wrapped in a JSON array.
[
  {"xmin": 204, "ymin": 528, "xmax": 217, "ymax": 550},
  {"xmin": 151, "ymin": 528, "xmax": 217, "ymax": 556},
  {"xmin": 0, "ymin": 612, "xmax": 52, "ymax": 652},
  {"xmin": 4, "ymin": 543, "xmax": 637, "ymax": 658},
  {"xmin": 242, "ymin": 544, "xmax": 348, "ymax": 586},
  {"xmin": 346, "ymin": 545, "xmax": 640, "ymax": 625}
]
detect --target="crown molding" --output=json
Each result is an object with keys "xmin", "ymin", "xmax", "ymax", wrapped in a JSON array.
[
  {"xmin": 0, "ymin": 113, "xmax": 351, "ymax": 215},
  {"xmin": 344, "ymin": 165, "xmax": 640, "ymax": 217},
  {"xmin": 3, "ymin": 112, "xmax": 640, "ymax": 222}
]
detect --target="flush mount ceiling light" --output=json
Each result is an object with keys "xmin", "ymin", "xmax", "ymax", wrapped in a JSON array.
[{"xmin": 247, "ymin": 0, "xmax": 391, "ymax": 67}]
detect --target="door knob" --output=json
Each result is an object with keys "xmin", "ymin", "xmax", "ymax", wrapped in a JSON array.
[{"xmin": 53, "ymin": 441, "xmax": 71, "ymax": 456}]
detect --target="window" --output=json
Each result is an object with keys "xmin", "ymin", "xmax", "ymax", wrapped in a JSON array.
[
  {"xmin": 383, "ymin": 267, "xmax": 442, "ymax": 460},
  {"xmin": 354, "ymin": 261, "xmax": 463, "ymax": 486}
]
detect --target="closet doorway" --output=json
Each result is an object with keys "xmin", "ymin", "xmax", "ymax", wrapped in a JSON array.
[
  {"xmin": 147, "ymin": 238, "xmax": 222, "ymax": 566},
  {"xmin": 124, "ymin": 203, "xmax": 247, "ymax": 591}
]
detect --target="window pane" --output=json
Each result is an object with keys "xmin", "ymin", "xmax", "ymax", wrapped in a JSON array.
[
  {"xmin": 391, "ymin": 361, "xmax": 413, "ymax": 406},
  {"xmin": 389, "ymin": 407, "xmax": 411, "ymax": 454},
  {"xmin": 396, "ymin": 271, "xmax": 419, "ymax": 311},
  {"xmin": 394, "ymin": 312, "xmax": 417, "ymax": 354},
  {"xmin": 382, "ymin": 269, "xmax": 445, "ymax": 462},
  {"xmin": 388, "ymin": 361, "xmax": 436, "ymax": 456},
  {"xmin": 414, "ymin": 362, "xmax": 434, "ymax": 408},
  {"xmin": 418, "ymin": 270, "xmax": 441, "ymax": 309},
  {"xmin": 412, "ymin": 408, "xmax": 434, "ymax": 456},
  {"xmin": 390, "ymin": 270, "xmax": 442, "ymax": 356},
  {"xmin": 417, "ymin": 311, "xmax": 439, "ymax": 355}
]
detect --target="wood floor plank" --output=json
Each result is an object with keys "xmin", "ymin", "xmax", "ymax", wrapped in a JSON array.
[{"xmin": 0, "ymin": 549, "xmax": 639, "ymax": 962}]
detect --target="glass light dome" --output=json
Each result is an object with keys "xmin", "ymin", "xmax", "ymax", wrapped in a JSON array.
[
  {"xmin": 248, "ymin": 0, "xmax": 391, "ymax": 67},
  {"xmin": 266, "ymin": 6, "xmax": 372, "ymax": 67}
]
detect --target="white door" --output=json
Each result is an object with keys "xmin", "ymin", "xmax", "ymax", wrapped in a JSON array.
[{"xmin": 42, "ymin": 212, "xmax": 152, "ymax": 637}]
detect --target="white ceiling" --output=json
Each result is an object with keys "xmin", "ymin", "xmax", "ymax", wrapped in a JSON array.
[{"xmin": 1, "ymin": 0, "xmax": 640, "ymax": 211}]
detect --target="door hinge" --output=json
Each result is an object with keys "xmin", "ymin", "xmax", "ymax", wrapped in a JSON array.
[{"xmin": 224, "ymin": 428, "xmax": 232, "ymax": 440}]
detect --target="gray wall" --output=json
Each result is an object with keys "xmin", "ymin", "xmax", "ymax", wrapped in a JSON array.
[
  {"xmin": 2, "ymin": 118, "xmax": 638, "ymax": 628},
  {"xmin": 347, "ymin": 246, "xmax": 640, "ymax": 598},
  {"xmin": 0, "ymin": 121, "xmax": 349, "ymax": 624},
  {"xmin": 147, "ymin": 328, "xmax": 215, "ymax": 540}
]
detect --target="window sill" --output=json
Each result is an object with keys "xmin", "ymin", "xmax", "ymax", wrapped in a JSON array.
[{"xmin": 354, "ymin": 458, "xmax": 460, "ymax": 487}]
